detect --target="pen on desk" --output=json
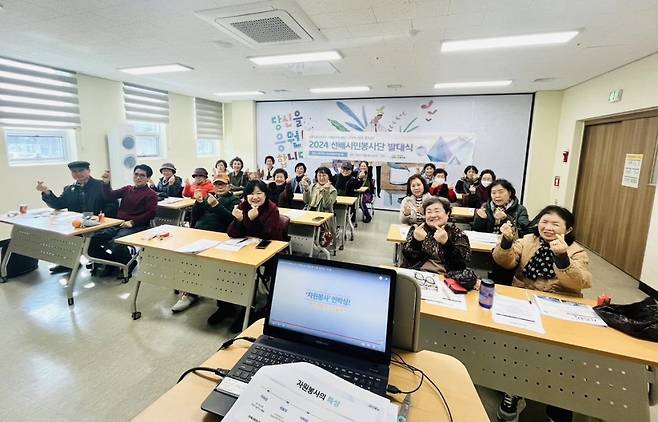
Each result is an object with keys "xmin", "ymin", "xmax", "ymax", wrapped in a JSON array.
[
  {"xmin": 524, "ymin": 289, "xmax": 532, "ymax": 305},
  {"xmin": 397, "ymin": 393, "xmax": 411, "ymax": 422},
  {"xmin": 237, "ymin": 238, "xmax": 248, "ymax": 244}
]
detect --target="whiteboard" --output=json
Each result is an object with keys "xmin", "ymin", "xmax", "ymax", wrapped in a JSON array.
[{"xmin": 256, "ymin": 94, "xmax": 533, "ymax": 209}]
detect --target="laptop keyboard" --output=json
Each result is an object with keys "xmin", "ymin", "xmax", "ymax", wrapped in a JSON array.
[{"xmin": 231, "ymin": 345, "xmax": 386, "ymax": 394}]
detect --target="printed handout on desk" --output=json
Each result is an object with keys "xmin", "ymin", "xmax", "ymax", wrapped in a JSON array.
[
  {"xmin": 492, "ymin": 295, "xmax": 545, "ymax": 334},
  {"xmin": 283, "ymin": 209, "xmax": 306, "ymax": 218},
  {"xmin": 464, "ymin": 230, "xmax": 499, "ymax": 245},
  {"xmin": 395, "ymin": 268, "xmax": 467, "ymax": 310},
  {"xmin": 174, "ymin": 239, "xmax": 220, "ymax": 254},
  {"xmin": 398, "ymin": 224, "xmax": 411, "ymax": 239},
  {"xmin": 214, "ymin": 238, "xmax": 258, "ymax": 252},
  {"xmin": 534, "ymin": 295, "xmax": 607, "ymax": 326},
  {"xmin": 223, "ymin": 362, "xmax": 396, "ymax": 422},
  {"xmin": 159, "ymin": 197, "xmax": 185, "ymax": 204}
]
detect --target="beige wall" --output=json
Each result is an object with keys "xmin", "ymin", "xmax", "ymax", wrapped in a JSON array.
[
  {"xmin": 524, "ymin": 91, "xmax": 564, "ymax": 217},
  {"xmin": 542, "ymin": 52, "xmax": 658, "ymax": 289},
  {"xmin": 0, "ymin": 73, "xmax": 222, "ymax": 218},
  {"xmin": 222, "ymin": 101, "xmax": 257, "ymax": 170}
]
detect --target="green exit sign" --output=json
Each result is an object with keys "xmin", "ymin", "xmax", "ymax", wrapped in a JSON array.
[{"xmin": 608, "ymin": 89, "xmax": 623, "ymax": 103}]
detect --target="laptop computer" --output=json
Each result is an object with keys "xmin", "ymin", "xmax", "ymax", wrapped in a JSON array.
[{"xmin": 201, "ymin": 254, "xmax": 397, "ymax": 418}]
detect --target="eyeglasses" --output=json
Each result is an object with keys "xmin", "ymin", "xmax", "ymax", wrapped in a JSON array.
[
  {"xmin": 133, "ymin": 173, "xmax": 148, "ymax": 178},
  {"xmin": 414, "ymin": 272, "xmax": 438, "ymax": 290}
]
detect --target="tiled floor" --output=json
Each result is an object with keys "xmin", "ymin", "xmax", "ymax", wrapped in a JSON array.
[{"xmin": 0, "ymin": 209, "xmax": 654, "ymax": 421}]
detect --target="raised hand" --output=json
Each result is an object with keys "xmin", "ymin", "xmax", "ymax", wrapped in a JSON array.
[
  {"xmin": 476, "ymin": 205, "xmax": 487, "ymax": 219},
  {"xmin": 433, "ymin": 226, "xmax": 448, "ymax": 244},
  {"xmin": 549, "ymin": 233, "xmax": 569, "ymax": 255},
  {"xmin": 120, "ymin": 220, "xmax": 133, "ymax": 229},
  {"xmin": 168, "ymin": 175, "xmax": 176, "ymax": 185},
  {"xmin": 403, "ymin": 204, "xmax": 412, "ymax": 216},
  {"xmin": 247, "ymin": 206, "xmax": 259, "ymax": 221},
  {"xmin": 413, "ymin": 224, "xmax": 427, "ymax": 242},
  {"xmin": 207, "ymin": 193, "xmax": 218, "ymax": 207},
  {"xmin": 500, "ymin": 221, "xmax": 515, "ymax": 241},
  {"xmin": 469, "ymin": 185, "xmax": 476, "ymax": 194},
  {"xmin": 493, "ymin": 207, "xmax": 507, "ymax": 222},
  {"xmin": 101, "ymin": 170, "xmax": 111, "ymax": 184},
  {"xmin": 193, "ymin": 189, "xmax": 203, "ymax": 202},
  {"xmin": 232, "ymin": 204, "xmax": 243, "ymax": 222},
  {"xmin": 36, "ymin": 181, "xmax": 49, "ymax": 193}
]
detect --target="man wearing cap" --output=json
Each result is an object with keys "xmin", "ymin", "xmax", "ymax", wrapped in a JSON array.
[
  {"xmin": 36, "ymin": 161, "xmax": 119, "ymax": 274},
  {"xmin": 171, "ymin": 173, "xmax": 240, "ymax": 313},
  {"xmin": 151, "ymin": 162, "xmax": 183, "ymax": 199},
  {"xmin": 182, "ymin": 167, "xmax": 213, "ymax": 199},
  {"xmin": 36, "ymin": 160, "xmax": 118, "ymax": 217}
]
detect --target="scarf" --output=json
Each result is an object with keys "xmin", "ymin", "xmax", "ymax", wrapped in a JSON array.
[{"xmin": 522, "ymin": 239, "xmax": 557, "ymax": 280}]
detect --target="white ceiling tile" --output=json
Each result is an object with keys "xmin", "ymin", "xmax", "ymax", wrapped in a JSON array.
[{"xmin": 309, "ymin": 8, "xmax": 377, "ymax": 29}]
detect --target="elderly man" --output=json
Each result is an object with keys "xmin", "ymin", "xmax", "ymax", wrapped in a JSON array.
[{"xmin": 36, "ymin": 160, "xmax": 118, "ymax": 273}]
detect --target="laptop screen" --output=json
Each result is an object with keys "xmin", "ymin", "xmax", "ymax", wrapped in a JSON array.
[{"xmin": 267, "ymin": 257, "xmax": 393, "ymax": 354}]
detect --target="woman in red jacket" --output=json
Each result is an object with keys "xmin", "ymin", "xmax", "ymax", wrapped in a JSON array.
[
  {"xmin": 428, "ymin": 168, "xmax": 457, "ymax": 202},
  {"xmin": 182, "ymin": 167, "xmax": 213, "ymax": 199}
]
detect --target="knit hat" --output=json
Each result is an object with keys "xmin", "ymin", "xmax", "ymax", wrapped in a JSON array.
[
  {"xmin": 159, "ymin": 162, "xmax": 176, "ymax": 174},
  {"xmin": 192, "ymin": 167, "xmax": 208, "ymax": 177}
]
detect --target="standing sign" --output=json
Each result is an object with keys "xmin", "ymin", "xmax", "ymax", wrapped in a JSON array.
[{"xmin": 621, "ymin": 153, "xmax": 643, "ymax": 188}]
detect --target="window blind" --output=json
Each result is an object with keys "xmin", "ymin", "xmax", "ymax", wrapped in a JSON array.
[
  {"xmin": 0, "ymin": 56, "xmax": 80, "ymax": 128},
  {"xmin": 123, "ymin": 82, "xmax": 169, "ymax": 123},
  {"xmin": 195, "ymin": 97, "xmax": 223, "ymax": 140}
]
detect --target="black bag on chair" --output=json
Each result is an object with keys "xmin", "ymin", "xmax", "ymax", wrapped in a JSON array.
[{"xmin": 593, "ymin": 297, "xmax": 658, "ymax": 342}]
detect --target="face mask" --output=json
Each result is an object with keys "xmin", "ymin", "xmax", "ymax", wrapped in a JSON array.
[
  {"xmin": 435, "ymin": 178, "xmax": 445, "ymax": 184},
  {"xmin": 481, "ymin": 181, "xmax": 492, "ymax": 188}
]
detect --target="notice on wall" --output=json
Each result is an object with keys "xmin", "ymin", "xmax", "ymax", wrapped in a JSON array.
[{"xmin": 622, "ymin": 153, "xmax": 643, "ymax": 188}]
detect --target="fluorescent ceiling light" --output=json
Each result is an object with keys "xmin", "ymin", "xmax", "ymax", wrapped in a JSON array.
[
  {"xmin": 250, "ymin": 51, "xmax": 342, "ymax": 66},
  {"xmin": 214, "ymin": 91, "xmax": 265, "ymax": 97},
  {"xmin": 118, "ymin": 63, "xmax": 194, "ymax": 75},
  {"xmin": 309, "ymin": 86, "xmax": 370, "ymax": 94},
  {"xmin": 434, "ymin": 81, "xmax": 512, "ymax": 89},
  {"xmin": 441, "ymin": 31, "xmax": 579, "ymax": 52}
]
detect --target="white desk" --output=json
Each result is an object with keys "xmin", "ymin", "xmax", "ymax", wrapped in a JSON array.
[
  {"xmin": 0, "ymin": 209, "xmax": 123, "ymax": 305},
  {"xmin": 279, "ymin": 208, "xmax": 333, "ymax": 259}
]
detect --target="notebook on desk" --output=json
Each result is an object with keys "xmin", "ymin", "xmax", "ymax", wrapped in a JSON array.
[{"xmin": 201, "ymin": 254, "xmax": 397, "ymax": 418}]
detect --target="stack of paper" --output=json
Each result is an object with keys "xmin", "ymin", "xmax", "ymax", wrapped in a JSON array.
[
  {"xmin": 534, "ymin": 295, "xmax": 607, "ymax": 326},
  {"xmin": 160, "ymin": 197, "xmax": 185, "ymax": 204},
  {"xmin": 398, "ymin": 225, "xmax": 411, "ymax": 239},
  {"xmin": 283, "ymin": 209, "xmax": 305, "ymax": 218},
  {"xmin": 214, "ymin": 238, "xmax": 258, "ymax": 252},
  {"xmin": 175, "ymin": 239, "xmax": 220, "ymax": 254},
  {"xmin": 394, "ymin": 268, "xmax": 467, "ymax": 310},
  {"xmin": 492, "ymin": 295, "xmax": 545, "ymax": 334},
  {"xmin": 464, "ymin": 230, "xmax": 499, "ymax": 245},
  {"xmin": 223, "ymin": 362, "xmax": 397, "ymax": 422}
]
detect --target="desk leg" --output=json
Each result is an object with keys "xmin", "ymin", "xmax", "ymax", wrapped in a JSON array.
[
  {"xmin": 1, "ymin": 240, "xmax": 13, "ymax": 282},
  {"xmin": 393, "ymin": 243, "xmax": 401, "ymax": 266},
  {"xmin": 131, "ymin": 279, "xmax": 142, "ymax": 320}
]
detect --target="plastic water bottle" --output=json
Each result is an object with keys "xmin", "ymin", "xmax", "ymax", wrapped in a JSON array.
[{"xmin": 479, "ymin": 278, "xmax": 495, "ymax": 309}]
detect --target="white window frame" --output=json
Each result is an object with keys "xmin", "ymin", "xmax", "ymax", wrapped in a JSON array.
[
  {"xmin": 196, "ymin": 137, "xmax": 219, "ymax": 158},
  {"xmin": 3, "ymin": 127, "xmax": 76, "ymax": 166},
  {"xmin": 127, "ymin": 121, "xmax": 167, "ymax": 159}
]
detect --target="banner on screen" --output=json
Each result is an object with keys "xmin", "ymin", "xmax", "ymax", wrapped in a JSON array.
[{"xmin": 304, "ymin": 131, "xmax": 475, "ymax": 164}]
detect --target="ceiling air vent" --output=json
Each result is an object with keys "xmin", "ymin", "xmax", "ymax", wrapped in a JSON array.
[{"xmin": 196, "ymin": 1, "xmax": 325, "ymax": 48}]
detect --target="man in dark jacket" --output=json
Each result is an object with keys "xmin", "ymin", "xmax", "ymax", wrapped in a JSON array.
[
  {"xmin": 37, "ymin": 160, "xmax": 118, "ymax": 216},
  {"xmin": 190, "ymin": 174, "xmax": 239, "ymax": 232},
  {"xmin": 36, "ymin": 160, "xmax": 118, "ymax": 273},
  {"xmin": 151, "ymin": 162, "xmax": 183, "ymax": 199},
  {"xmin": 333, "ymin": 161, "xmax": 358, "ymax": 223}
]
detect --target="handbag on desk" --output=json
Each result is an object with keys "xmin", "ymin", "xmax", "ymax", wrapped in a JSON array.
[{"xmin": 593, "ymin": 297, "xmax": 658, "ymax": 342}]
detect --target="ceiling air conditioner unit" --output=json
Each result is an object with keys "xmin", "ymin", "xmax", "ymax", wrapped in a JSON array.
[{"xmin": 195, "ymin": 0, "xmax": 325, "ymax": 48}]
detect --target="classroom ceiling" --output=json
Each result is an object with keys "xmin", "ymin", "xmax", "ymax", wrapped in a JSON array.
[{"xmin": 0, "ymin": 0, "xmax": 657, "ymax": 101}]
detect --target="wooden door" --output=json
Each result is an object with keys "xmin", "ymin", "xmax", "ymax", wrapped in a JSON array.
[{"xmin": 573, "ymin": 116, "xmax": 658, "ymax": 278}]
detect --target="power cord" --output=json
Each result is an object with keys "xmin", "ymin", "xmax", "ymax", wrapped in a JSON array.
[
  {"xmin": 177, "ymin": 367, "xmax": 229, "ymax": 384},
  {"xmin": 389, "ymin": 351, "xmax": 453, "ymax": 422},
  {"xmin": 217, "ymin": 336, "xmax": 256, "ymax": 352}
]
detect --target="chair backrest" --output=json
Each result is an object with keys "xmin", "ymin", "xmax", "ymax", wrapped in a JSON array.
[
  {"xmin": 279, "ymin": 214, "xmax": 291, "ymax": 242},
  {"xmin": 391, "ymin": 269, "xmax": 421, "ymax": 352}
]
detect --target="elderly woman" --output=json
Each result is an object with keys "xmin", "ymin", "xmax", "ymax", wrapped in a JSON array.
[
  {"xmin": 473, "ymin": 179, "xmax": 530, "ymax": 236},
  {"xmin": 401, "ymin": 196, "xmax": 471, "ymax": 274},
  {"xmin": 492, "ymin": 205, "xmax": 590, "ymax": 422},
  {"xmin": 400, "ymin": 174, "xmax": 431, "ymax": 225},
  {"xmin": 493, "ymin": 205, "xmax": 591, "ymax": 297}
]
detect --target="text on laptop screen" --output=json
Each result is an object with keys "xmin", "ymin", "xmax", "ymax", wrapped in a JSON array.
[{"xmin": 269, "ymin": 259, "xmax": 391, "ymax": 353}]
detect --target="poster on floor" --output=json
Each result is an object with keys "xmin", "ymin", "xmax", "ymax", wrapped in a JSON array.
[{"xmin": 256, "ymin": 95, "xmax": 533, "ymax": 210}]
